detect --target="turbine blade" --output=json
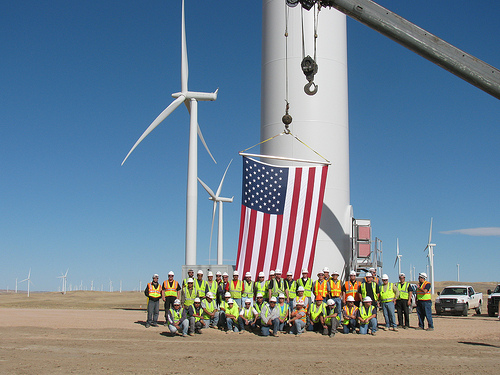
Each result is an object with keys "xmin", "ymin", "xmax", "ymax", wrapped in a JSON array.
[
  {"xmin": 65, "ymin": 269, "xmax": 68, "ymax": 277},
  {"xmin": 394, "ymin": 257, "xmax": 398, "ymax": 268},
  {"xmin": 121, "ymin": 95, "xmax": 185, "ymax": 165},
  {"xmin": 181, "ymin": 0, "xmax": 188, "ymax": 93},
  {"xmin": 396, "ymin": 238, "xmax": 400, "ymax": 256},
  {"xmin": 216, "ymin": 159, "xmax": 233, "ymax": 197},
  {"xmin": 428, "ymin": 217, "xmax": 433, "ymax": 244},
  {"xmin": 197, "ymin": 177, "xmax": 216, "ymax": 199},
  {"xmin": 184, "ymin": 100, "xmax": 217, "ymax": 164}
]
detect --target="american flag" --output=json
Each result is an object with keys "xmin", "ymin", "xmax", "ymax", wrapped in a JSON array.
[{"xmin": 236, "ymin": 156, "xmax": 328, "ymax": 279}]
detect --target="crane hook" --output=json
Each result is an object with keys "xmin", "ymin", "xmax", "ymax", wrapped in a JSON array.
[{"xmin": 304, "ymin": 81, "xmax": 318, "ymax": 95}]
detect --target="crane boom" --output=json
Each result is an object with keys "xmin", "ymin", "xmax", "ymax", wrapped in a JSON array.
[{"xmin": 320, "ymin": 0, "xmax": 500, "ymax": 99}]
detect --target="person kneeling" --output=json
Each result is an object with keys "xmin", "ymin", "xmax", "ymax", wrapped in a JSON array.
[
  {"xmin": 358, "ymin": 297, "xmax": 377, "ymax": 335},
  {"xmin": 260, "ymin": 297, "xmax": 280, "ymax": 337},
  {"xmin": 239, "ymin": 298, "xmax": 258, "ymax": 333},
  {"xmin": 225, "ymin": 299, "xmax": 244, "ymax": 333},
  {"xmin": 167, "ymin": 299, "xmax": 190, "ymax": 337},
  {"xmin": 288, "ymin": 300, "xmax": 307, "ymax": 335},
  {"xmin": 309, "ymin": 296, "xmax": 328, "ymax": 335}
]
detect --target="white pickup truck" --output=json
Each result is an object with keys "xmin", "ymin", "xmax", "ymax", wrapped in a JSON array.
[
  {"xmin": 487, "ymin": 284, "xmax": 500, "ymax": 317},
  {"xmin": 434, "ymin": 285, "xmax": 483, "ymax": 316}
]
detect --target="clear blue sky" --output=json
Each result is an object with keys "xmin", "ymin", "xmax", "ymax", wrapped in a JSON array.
[{"xmin": 1, "ymin": 1, "xmax": 498, "ymax": 292}]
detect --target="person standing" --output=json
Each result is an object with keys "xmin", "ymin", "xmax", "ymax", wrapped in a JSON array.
[
  {"xmin": 254, "ymin": 272, "xmax": 268, "ymax": 302},
  {"xmin": 328, "ymin": 271, "xmax": 342, "ymax": 319},
  {"xmin": 341, "ymin": 296, "xmax": 358, "ymax": 334},
  {"xmin": 313, "ymin": 271, "xmax": 330, "ymax": 303},
  {"xmin": 144, "ymin": 274, "xmax": 162, "ymax": 328},
  {"xmin": 182, "ymin": 269, "xmax": 195, "ymax": 288},
  {"xmin": 162, "ymin": 271, "xmax": 181, "ymax": 324},
  {"xmin": 217, "ymin": 272, "xmax": 230, "ymax": 306},
  {"xmin": 342, "ymin": 271, "xmax": 361, "ymax": 307},
  {"xmin": 268, "ymin": 269, "xmax": 285, "ymax": 300},
  {"xmin": 358, "ymin": 272, "xmax": 380, "ymax": 307},
  {"xmin": 379, "ymin": 274, "xmax": 399, "ymax": 331},
  {"xmin": 284, "ymin": 271, "xmax": 297, "ymax": 311},
  {"xmin": 206, "ymin": 271, "xmax": 218, "ymax": 301},
  {"xmin": 182, "ymin": 278, "xmax": 197, "ymax": 308},
  {"xmin": 358, "ymin": 297, "xmax": 377, "ymax": 335},
  {"xmin": 242, "ymin": 272, "xmax": 254, "ymax": 306},
  {"xmin": 229, "ymin": 271, "xmax": 243, "ymax": 307},
  {"xmin": 194, "ymin": 270, "xmax": 208, "ymax": 299},
  {"xmin": 395, "ymin": 273, "xmax": 412, "ymax": 329},
  {"xmin": 296, "ymin": 269, "xmax": 313, "ymax": 307},
  {"xmin": 416, "ymin": 272, "xmax": 434, "ymax": 331}
]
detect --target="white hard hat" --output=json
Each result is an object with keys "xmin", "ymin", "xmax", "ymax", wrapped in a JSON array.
[
  {"xmin": 245, "ymin": 298, "xmax": 252, "ymax": 304},
  {"xmin": 153, "ymin": 274, "xmax": 159, "ymax": 278},
  {"xmin": 173, "ymin": 299, "xmax": 181, "ymax": 305},
  {"xmin": 332, "ymin": 270, "xmax": 339, "ymax": 275},
  {"xmin": 258, "ymin": 272, "xmax": 265, "ymax": 277},
  {"xmin": 365, "ymin": 272, "xmax": 372, "ymax": 277},
  {"xmin": 278, "ymin": 293, "xmax": 285, "ymax": 299},
  {"xmin": 168, "ymin": 271, "xmax": 174, "ymax": 276},
  {"xmin": 207, "ymin": 271, "xmax": 213, "ymax": 277},
  {"xmin": 296, "ymin": 300, "xmax": 304, "ymax": 305},
  {"xmin": 363, "ymin": 297, "xmax": 372, "ymax": 303},
  {"xmin": 269, "ymin": 297, "xmax": 277, "ymax": 302},
  {"xmin": 216, "ymin": 271, "xmax": 222, "ymax": 276},
  {"xmin": 287, "ymin": 271, "xmax": 293, "ymax": 276},
  {"xmin": 275, "ymin": 269, "xmax": 282, "ymax": 274},
  {"xmin": 297, "ymin": 286, "xmax": 305, "ymax": 292},
  {"xmin": 233, "ymin": 270, "xmax": 239, "ymax": 276},
  {"xmin": 399, "ymin": 273, "xmax": 406, "ymax": 277},
  {"xmin": 222, "ymin": 272, "xmax": 228, "ymax": 277},
  {"xmin": 256, "ymin": 293, "xmax": 263, "ymax": 298},
  {"xmin": 206, "ymin": 292, "xmax": 213, "ymax": 299},
  {"xmin": 323, "ymin": 267, "xmax": 330, "ymax": 272},
  {"xmin": 419, "ymin": 272, "xmax": 428, "ymax": 279},
  {"xmin": 382, "ymin": 274, "xmax": 389, "ymax": 280},
  {"xmin": 270, "ymin": 270, "xmax": 275, "ymax": 275},
  {"xmin": 187, "ymin": 278, "xmax": 194, "ymax": 283},
  {"xmin": 197, "ymin": 270, "xmax": 203, "ymax": 275},
  {"xmin": 369, "ymin": 268, "xmax": 375, "ymax": 272},
  {"xmin": 346, "ymin": 296, "xmax": 355, "ymax": 302},
  {"xmin": 327, "ymin": 299, "xmax": 334, "ymax": 306},
  {"xmin": 302, "ymin": 268, "xmax": 308, "ymax": 273},
  {"xmin": 224, "ymin": 292, "xmax": 231, "ymax": 298},
  {"xmin": 228, "ymin": 298, "xmax": 234, "ymax": 304},
  {"xmin": 245, "ymin": 272, "xmax": 252, "ymax": 278},
  {"xmin": 194, "ymin": 297, "xmax": 201, "ymax": 303},
  {"xmin": 350, "ymin": 271, "xmax": 357, "ymax": 276}
]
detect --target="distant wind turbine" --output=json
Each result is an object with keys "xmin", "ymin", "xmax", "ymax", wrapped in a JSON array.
[
  {"xmin": 109, "ymin": 279, "xmax": 113, "ymax": 293},
  {"xmin": 394, "ymin": 238, "xmax": 402, "ymax": 276},
  {"xmin": 57, "ymin": 269, "xmax": 68, "ymax": 294},
  {"xmin": 121, "ymin": 0, "xmax": 218, "ymax": 267},
  {"xmin": 198, "ymin": 160, "xmax": 234, "ymax": 265},
  {"xmin": 423, "ymin": 217, "xmax": 436, "ymax": 294},
  {"xmin": 20, "ymin": 269, "xmax": 33, "ymax": 297}
]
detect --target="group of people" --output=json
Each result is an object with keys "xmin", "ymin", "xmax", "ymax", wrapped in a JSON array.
[{"xmin": 144, "ymin": 266, "xmax": 434, "ymax": 337}]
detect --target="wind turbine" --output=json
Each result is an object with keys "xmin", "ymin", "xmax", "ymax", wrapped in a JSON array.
[
  {"xmin": 121, "ymin": 0, "xmax": 218, "ymax": 267},
  {"xmin": 394, "ymin": 238, "xmax": 402, "ymax": 276},
  {"xmin": 20, "ymin": 269, "xmax": 33, "ymax": 297},
  {"xmin": 423, "ymin": 217, "xmax": 436, "ymax": 294},
  {"xmin": 198, "ymin": 160, "xmax": 234, "ymax": 265},
  {"xmin": 57, "ymin": 269, "xmax": 68, "ymax": 294}
]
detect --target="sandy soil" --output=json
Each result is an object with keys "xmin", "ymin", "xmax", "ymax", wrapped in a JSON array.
[{"xmin": 1, "ymin": 286, "xmax": 499, "ymax": 374}]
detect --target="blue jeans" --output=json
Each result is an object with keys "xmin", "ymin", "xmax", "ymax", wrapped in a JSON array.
[
  {"xmin": 261, "ymin": 318, "xmax": 280, "ymax": 336},
  {"xmin": 359, "ymin": 318, "xmax": 377, "ymax": 334},
  {"xmin": 332, "ymin": 297, "xmax": 342, "ymax": 320},
  {"xmin": 203, "ymin": 311, "xmax": 220, "ymax": 327},
  {"xmin": 417, "ymin": 300, "xmax": 434, "ymax": 328},
  {"xmin": 290, "ymin": 319, "xmax": 306, "ymax": 334},
  {"xmin": 382, "ymin": 302, "xmax": 397, "ymax": 328},
  {"xmin": 232, "ymin": 298, "xmax": 242, "ymax": 308},
  {"xmin": 169, "ymin": 320, "xmax": 189, "ymax": 335},
  {"xmin": 227, "ymin": 316, "xmax": 244, "ymax": 332},
  {"xmin": 342, "ymin": 319, "xmax": 357, "ymax": 333}
]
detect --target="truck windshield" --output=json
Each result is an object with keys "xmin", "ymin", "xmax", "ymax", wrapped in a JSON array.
[
  {"xmin": 441, "ymin": 287, "xmax": 467, "ymax": 295},
  {"xmin": 494, "ymin": 285, "xmax": 500, "ymax": 294}
]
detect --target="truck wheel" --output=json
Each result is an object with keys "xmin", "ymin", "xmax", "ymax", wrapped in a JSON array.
[
  {"xmin": 462, "ymin": 304, "xmax": 468, "ymax": 316},
  {"xmin": 475, "ymin": 303, "xmax": 481, "ymax": 315}
]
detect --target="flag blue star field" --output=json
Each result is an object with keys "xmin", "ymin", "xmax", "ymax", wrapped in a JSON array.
[{"xmin": 236, "ymin": 157, "xmax": 328, "ymax": 279}]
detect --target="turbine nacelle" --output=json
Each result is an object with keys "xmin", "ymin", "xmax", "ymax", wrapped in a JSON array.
[
  {"xmin": 172, "ymin": 88, "xmax": 218, "ymax": 101},
  {"xmin": 208, "ymin": 196, "xmax": 234, "ymax": 203}
]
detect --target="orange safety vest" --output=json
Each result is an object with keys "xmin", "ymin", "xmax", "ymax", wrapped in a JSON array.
[
  {"xmin": 417, "ymin": 281, "xmax": 431, "ymax": 301},
  {"xmin": 147, "ymin": 282, "xmax": 162, "ymax": 298},
  {"xmin": 342, "ymin": 305, "xmax": 359, "ymax": 324},
  {"xmin": 344, "ymin": 281, "xmax": 361, "ymax": 301},
  {"xmin": 329, "ymin": 279, "xmax": 342, "ymax": 297},
  {"xmin": 163, "ymin": 280, "xmax": 179, "ymax": 297},
  {"xmin": 314, "ymin": 280, "xmax": 328, "ymax": 298}
]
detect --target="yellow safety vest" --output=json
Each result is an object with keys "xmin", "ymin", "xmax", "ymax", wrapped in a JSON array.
[
  {"xmin": 286, "ymin": 280, "xmax": 297, "ymax": 298},
  {"xmin": 147, "ymin": 283, "xmax": 162, "ymax": 299},
  {"xmin": 342, "ymin": 305, "xmax": 358, "ymax": 325},
  {"xmin": 183, "ymin": 287, "xmax": 197, "ymax": 307},
  {"xmin": 271, "ymin": 279, "xmax": 285, "ymax": 297},
  {"xmin": 225, "ymin": 304, "xmax": 239, "ymax": 321},
  {"xmin": 242, "ymin": 307, "xmax": 255, "ymax": 321},
  {"xmin": 169, "ymin": 307, "xmax": 184, "ymax": 323},
  {"xmin": 278, "ymin": 303, "xmax": 289, "ymax": 319},
  {"xmin": 229, "ymin": 280, "xmax": 243, "ymax": 299},
  {"xmin": 360, "ymin": 282, "xmax": 379, "ymax": 301},
  {"xmin": 207, "ymin": 281, "xmax": 218, "ymax": 296},
  {"xmin": 379, "ymin": 283, "xmax": 396, "ymax": 303},
  {"xmin": 297, "ymin": 278, "xmax": 313, "ymax": 297},
  {"xmin": 194, "ymin": 279, "xmax": 207, "ymax": 298},
  {"xmin": 202, "ymin": 299, "xmax": 216, "ymax": 320},
  {"xmin": 163, "ymin": 280, "xmax": 179, "ymax": 297},
  {"xmin": 255, "ymin": 281, "xmax": 267, "ymax": 298},
  {"xmin": 397, "ymin": 282, "xmax": 410, "ymax": 300},
  {"xmin": 310, "ymin": 302, "xmax": 327, "ymax": 323},
  {"xmin": 242, "ymin": 281, "xmax": 254, "ymax": 299},
  {"xmin": 359, "ymin": 305, "xmax": 376, "ymax": 321}
]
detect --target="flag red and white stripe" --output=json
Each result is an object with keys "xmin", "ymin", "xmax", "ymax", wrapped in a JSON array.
[{"xmin": 236, "ymin": 157, "xmax": 328, "ymax": 279}]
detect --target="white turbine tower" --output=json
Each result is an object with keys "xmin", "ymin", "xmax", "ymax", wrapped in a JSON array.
[
  {"xmin": 423, "ymin": 218, "xmax": 436, "ymax": 294},
  {"xmin": 122, "ymin": 0, "xmax": 218, "ymax": 266},
  {"xmin": 198, "ymin": 160, "xmax": 234, "ymax": 265},
  {"xmin": 394, "ymin": 238, "xmax": 403, "ymax": 276},
  {"xmin": 15, "ymin": 278, "xmax": 18, "ymax": 294},
  {"xmin": 20, "ymin": 269, "xmax": 33, "ymax": 297},
  {"xmin": 57, "ymin": 269, "xmax": 69, "ymax": 294}
]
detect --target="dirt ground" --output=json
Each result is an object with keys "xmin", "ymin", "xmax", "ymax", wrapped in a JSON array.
[{"xmin": 1, "ymin": 288, "xmax": 499, "ymax": 374}]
